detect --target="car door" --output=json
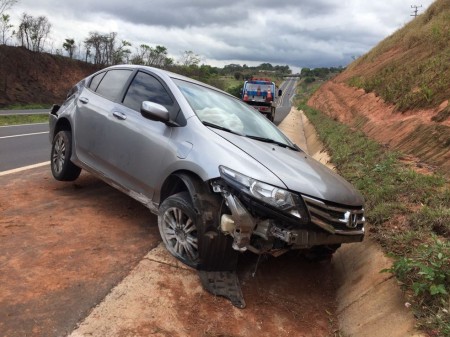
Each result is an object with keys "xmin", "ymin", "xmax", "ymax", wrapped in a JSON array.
[
  {"xmin": 103, "ymin": 70, "xmax": 180, "ymax": 199},
  {"xmin": 74, "ymin": 69, "xmax": 133, "ymax": 177}
]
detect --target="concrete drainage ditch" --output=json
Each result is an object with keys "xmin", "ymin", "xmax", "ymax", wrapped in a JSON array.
[{"xmin": 282, "ymin": 108, "xmax": 424, "ymax": 337}]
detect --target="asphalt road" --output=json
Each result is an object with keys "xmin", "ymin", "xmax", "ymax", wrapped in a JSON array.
[
  {"xmin": 274, "ymin": 77, "xmax": 298, "ymax": 124},
  {"xmin": 0, "ymin": 79, "xmax": 297, "ymax": 173},
  {"xmin": 0, "ymin": 123, "xmax": 50, "ymax": 172}
]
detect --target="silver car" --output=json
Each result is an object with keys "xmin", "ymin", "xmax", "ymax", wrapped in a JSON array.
[{"xmin": 49, "ymin": 65, "xmax": 365, "ymax": 307}]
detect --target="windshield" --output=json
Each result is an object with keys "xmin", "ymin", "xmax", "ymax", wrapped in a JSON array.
[{"xmin": 173, "ymin": 79, "xmax": 293, "ymax": 147}]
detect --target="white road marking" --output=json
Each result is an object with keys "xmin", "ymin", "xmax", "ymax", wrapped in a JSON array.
[
  {"xmin": 0, "ymin": 161, "xmax": 50, "ymax": 176},
  {"xmin": 0, "ymin": 131, "xmax": 49, "ymax": 139}
]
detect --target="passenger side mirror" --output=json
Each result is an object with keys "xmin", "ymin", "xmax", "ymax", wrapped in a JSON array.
[{"xmin": 141, "ymin": 101, "xmax": 171, "ymax": 123}]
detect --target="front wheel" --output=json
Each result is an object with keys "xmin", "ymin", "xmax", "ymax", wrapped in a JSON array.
[
  {"xmin": 50, "ymin": 130, "xmax": 81, "ymax": 181},
  {"xmin": 158, "ymin": 192, "xmax": 200, "ymax": 268}
]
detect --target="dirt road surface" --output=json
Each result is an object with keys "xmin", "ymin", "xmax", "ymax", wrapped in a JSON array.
[
  {"xmin": 0, "ymin": 170, "xmax": 159, "ymax": 336},
  {"xmin": 1, "ymin": 167, "xmax": 339, "ymax": 337},
  {"xmin": 1, "ymin": 108, "xmax": 342, "ymax": 336}
]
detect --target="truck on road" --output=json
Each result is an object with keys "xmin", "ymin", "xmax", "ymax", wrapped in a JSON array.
[{"xmin": 241, "ymin": 78, "xmax": 281, "ymax": 122}]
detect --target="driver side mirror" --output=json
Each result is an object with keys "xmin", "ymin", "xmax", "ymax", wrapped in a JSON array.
[{"xmin": 141, "ymin": 101, "xmax": 178, "ymax": 126}]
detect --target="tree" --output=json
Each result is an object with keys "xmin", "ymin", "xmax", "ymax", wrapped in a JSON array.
[
  {"xmin": 130, "ymin": 44, "xmax": 173, "ymax": 68},
  {"xmin": 84, "ymin": 31, "xmax": 130, "ymax": 65},
  {"xmin": 130, "ymin": 44, "xmax": 150, "ymax": 65},
  {"xmin": 17, "ymin": 13, "xmax": 31, "ymax": 49},
  {"xmin": 63, "ymin": 38, "xmax": 76, "ymax": 59},
  {"xmin": 0, "ymin": 0, "xmax": 18, "ymax": 16},
  {"xmin": 30, "ymin": 15, "xmax": 51, "ymax": 51},
  {"xmin": 274, "ymin": 65, "xmax": 292, "ymax": 74},
  {"xmin": 258, "ymin": 63, "xmax": 274, "ymax": 71},
  {"xmin": 112, "ymin": 40, "xmax": 131, "ymax": 65},
  {"xmin": 84, "ymin": 32, "xmax": 110, "ymax": 65},
  {"xmin": 0, "ymin": 13, "xmax": 13, "ymax": 44},
  {"xmin": 17, "ymin": 13, "xmax": 51, "ymax": 51},
  {"xmin": 147, "ymin": 45, "xmax": 169, "ymax": 68},
  {"xmin": 179, "ymin": 50, "xmax": 200, "ymax": 67},
  {"xmin": 84, "ymin": 32, "xmax": 102, "ymax": 64}
]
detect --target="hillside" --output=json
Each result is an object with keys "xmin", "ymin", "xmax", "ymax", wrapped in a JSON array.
[
  {"xmin": 308, "ymin": 0, "xmax": 450, "ymax": 175},
  {"xmin": 0, "ymin": 45, "xmax": 100, "ymax": 108}
]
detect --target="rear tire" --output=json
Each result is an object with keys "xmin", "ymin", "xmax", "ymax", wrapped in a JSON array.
[{"xmin": 50, "ymin": 130, "xmax": 81, "ymax": 181}]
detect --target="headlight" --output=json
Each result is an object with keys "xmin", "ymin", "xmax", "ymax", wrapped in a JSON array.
[{"xmin": 219, "ymin": 166, "xmax": 306, "ymax": 220}]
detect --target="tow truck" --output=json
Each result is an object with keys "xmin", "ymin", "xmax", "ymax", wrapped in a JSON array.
[{"xmin": 241, "ymin": 78, "xmax": 281, "ymax": 122}]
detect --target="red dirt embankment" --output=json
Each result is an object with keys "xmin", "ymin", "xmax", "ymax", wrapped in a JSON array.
[
  {"xmin": 308, "ymin": 79, "xmax": 450, "ymax": 175},
  {"xmin": 0, "ymin": 45, "xmax": 99, "ymax": 107}
]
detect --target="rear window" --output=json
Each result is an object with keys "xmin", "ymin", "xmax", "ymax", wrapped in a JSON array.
[
  {"xmin": 89, "ymin": 72, "xmax": 106, "ymax": 91},
  {"xmin": 244, "ymin": 83, "xmax": 273, "ymax": 94},
  {"xmin": 95, "ymin": 70, "xmax": 133, "ymax": 101}
]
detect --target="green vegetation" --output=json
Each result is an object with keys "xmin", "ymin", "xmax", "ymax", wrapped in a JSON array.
[
  {"xmin": 302, "ymin": 104, "xmax": 450, "ymax": 335},
  {"xmin": 346, "ymin": 0, "xmax": 450, "ymax": 111},
  {"xmin": 300, "ymin": 66, "xmax": 344, "ymax": 81},
  {"xmin": 0, "ymin": 114, "xmax": 48, "ymax": 126},
  {"xmin": 3, "ymin": 103, "xmax": 51, "ymax": 110},
  {"xmin": 296, "ymin": 82, "xmax": 449, "ymax": 334}
]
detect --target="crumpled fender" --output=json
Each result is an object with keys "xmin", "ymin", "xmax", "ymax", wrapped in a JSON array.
[{"xmin": 173, "ymin": 173, "xmax": 239, "ymax": 272}]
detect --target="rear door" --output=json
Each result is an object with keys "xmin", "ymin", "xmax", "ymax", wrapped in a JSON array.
[{"xmin": 74, "ymin": 69, "xmax": 133, "ymax": 177}]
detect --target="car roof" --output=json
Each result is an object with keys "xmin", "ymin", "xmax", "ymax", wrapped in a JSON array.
[{"xmin": 103, "ymin": 64, "xmax": 228, "ymax": 95}]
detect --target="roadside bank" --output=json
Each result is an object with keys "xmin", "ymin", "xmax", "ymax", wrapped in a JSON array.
[{"xmin": 279, "ymin": 108, "xmax": 424, "ymax": 337}]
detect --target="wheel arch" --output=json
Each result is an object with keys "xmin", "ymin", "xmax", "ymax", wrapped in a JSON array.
[
  {"xmin": 53, "ymin": 117, "xmax": 72, "ymax": 138},
  {"xmin": 159, "ymin": 170, "xmax": 238, "ymax": 271},
  {"xmin": 159, "ymin": 170, "xmax": 210, "ymax": 206}
]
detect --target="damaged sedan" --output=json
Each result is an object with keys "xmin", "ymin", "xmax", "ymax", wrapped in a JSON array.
[{"xmin": 49, "ymin": 65, "xmax": 365, "ymax": 308}]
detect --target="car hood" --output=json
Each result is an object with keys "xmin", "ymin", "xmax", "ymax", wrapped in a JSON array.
[{"xmin": 213, "ymin": 130, "xmax": 364, "ymax": 206}]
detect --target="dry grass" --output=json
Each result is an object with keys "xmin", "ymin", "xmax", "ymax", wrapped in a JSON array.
[{"xmin": 345, "ymin": 0, "xmax": 450, "ymax": 112}]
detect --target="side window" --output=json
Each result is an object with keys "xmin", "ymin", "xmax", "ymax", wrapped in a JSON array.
[
  {"xmin": 123, "ymin": 71, "xmax": 175, "ymax": 113},
  {"xmin": 89, "ymin": 72, "xmax": 106, "ymax": 91},
  {"xmin": 95, "ymin": 70, "xmax": 133, "ymax": 101}
]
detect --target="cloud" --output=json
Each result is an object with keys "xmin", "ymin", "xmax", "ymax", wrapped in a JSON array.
[{"xmin": 9, "ymin": 0, "xmax": 434, "ymax": 70}]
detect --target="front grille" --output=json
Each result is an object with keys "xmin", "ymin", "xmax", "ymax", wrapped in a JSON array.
[{"xmin": 302, "ymin": 195, "xmax": 365, "ymax": 235}]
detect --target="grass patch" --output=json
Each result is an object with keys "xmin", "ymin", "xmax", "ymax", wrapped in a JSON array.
[
  {"xmin": 345, "ymin": 0, "xmax": 450, "ymax": 111},
  {"xmin": 299, "ymin": 101, "xmax": 450, "ymax": 335},
  {"xmin": 0, "ymin": 114, "xmax": 48, "ymax": 126}
]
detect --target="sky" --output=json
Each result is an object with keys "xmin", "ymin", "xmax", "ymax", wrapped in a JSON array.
[{"xmin": 6, "ymin": 0, "xmax": 434, "ymax": 73}]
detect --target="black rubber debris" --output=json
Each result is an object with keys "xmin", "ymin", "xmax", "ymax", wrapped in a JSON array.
[{"xmin": 198, "ymin": 270, "xmax": 246, "ymax": 308}]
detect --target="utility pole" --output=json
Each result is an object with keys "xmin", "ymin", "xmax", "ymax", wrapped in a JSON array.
[{"xmin": 411, "ymin": 4, "xmax": 422, "ymax": 17}]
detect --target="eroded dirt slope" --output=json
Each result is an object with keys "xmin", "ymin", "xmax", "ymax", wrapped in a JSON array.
[
  {"xmin": 308, "ymin": 79, "xmax": 450, "ymax": 175},
  {"xmin": 0, "ymin": 45, "xmax": 99, "ymax": 107}
]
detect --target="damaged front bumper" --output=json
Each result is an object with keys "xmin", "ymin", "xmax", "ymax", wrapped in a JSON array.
[{"xmin": 211, "ymin": 180, "xmax": 365, "ymax": 255}]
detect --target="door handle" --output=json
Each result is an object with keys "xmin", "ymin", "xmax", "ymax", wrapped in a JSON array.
[
  {"xmin": 79, "ymin": 97, "xmax": 89, "ymax": 104},
  {"xmin": 112, "ymin": 111, "xmax": 127, "ymax": 120}
]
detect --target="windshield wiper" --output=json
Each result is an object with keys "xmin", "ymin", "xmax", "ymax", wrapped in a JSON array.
[
  {"xmin": 245, "ymin": 135, "xmax": 299, "ymax": 151},
  {"xmin": 202, "ymin": 121, "xmax": 244, "ymax": 136}
]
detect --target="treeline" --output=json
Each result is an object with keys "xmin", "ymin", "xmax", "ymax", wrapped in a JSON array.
[
  {"xmin": 300, "ymin": 66, "xmax": 344, "ymax": 83},
  {"xmin": 222, "ymin": 63, "xmax": 292, "ymax": 80}
]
